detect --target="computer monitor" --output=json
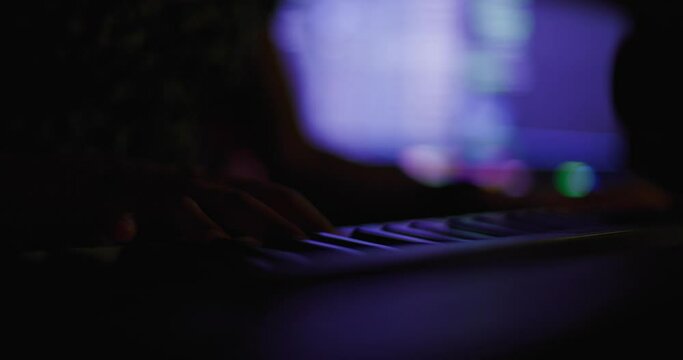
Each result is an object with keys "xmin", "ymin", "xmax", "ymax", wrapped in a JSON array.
[{"xmin": 271, "ymin": 0, "xmax": 630, "ymax": 198}]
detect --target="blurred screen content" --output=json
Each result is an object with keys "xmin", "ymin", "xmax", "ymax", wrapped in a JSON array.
[{"xmin": 272, "ymin": 0, "xmax": 629, "ymax": 196}]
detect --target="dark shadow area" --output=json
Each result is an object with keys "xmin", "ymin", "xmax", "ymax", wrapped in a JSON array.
[{"xmin": 3, "ymin": 0, "xmax": 683, "ymax": 358}]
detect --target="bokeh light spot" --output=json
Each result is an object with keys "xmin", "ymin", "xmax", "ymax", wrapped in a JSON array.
[
  {"xmin": 555, "ymin": 161, "xmax": 597, "ymax": 198},
  {"xmin": 399, "ymin": 145, "xmax": 458, "ymax": 188},
  {"xmin": 468, "ymin": 159, "xmax": 533, "ymax": 197}
]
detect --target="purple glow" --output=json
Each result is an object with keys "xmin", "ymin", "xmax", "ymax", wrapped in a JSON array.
[
  {"xmin": 464, "ymin": 159, "xmax": 533, "ymax": 197},
  {"xmin": 272, "ymin": 0, "xmax": 629, "ymax": 181},
  {"xmin": 501, "ymin": 159, "xmax": 534, "ymax": 197},
  {"xmin": 273, "ymin": 0, "xmax": 468, "ymax": 163},
  {"xmin": 398, "ymin": 145, "xmax": 459, "ymax": 187}
]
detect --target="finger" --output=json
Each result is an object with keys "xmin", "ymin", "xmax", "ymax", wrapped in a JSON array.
[
  {"xmin": 226, "ymin": 180, "xmax": 334, "ymax": 233},
  {"xmin": 192, "ymin": 188, "xmax": 307, "ymax": 244},
  {"xmin": 175, "ymin": 196, "xmax": 236, "ymax": 244}
]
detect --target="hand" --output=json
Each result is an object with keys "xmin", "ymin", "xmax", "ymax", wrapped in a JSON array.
[
  {"xmin": 116, "ymin": 177, "xmax": 333, "ymax": 247},
  {"xmin": 3, "ymin": 156, "xmax": 332, "ymax": 250}
]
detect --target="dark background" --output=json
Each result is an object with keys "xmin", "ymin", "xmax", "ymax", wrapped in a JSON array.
[{"xmin": 4, "ymin": 0, "xmax": 680, "ymax": 228}]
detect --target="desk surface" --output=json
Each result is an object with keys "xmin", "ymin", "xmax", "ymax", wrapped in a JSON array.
[{"xmin": 7, "ymin": 226, "xmax": 683, "ymax": 359}]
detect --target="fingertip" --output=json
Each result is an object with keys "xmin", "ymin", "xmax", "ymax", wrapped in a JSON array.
[
  {"xmin": 316, "ymin": 218, "xmax": 336, "ymax": 233},
  {"xmin": 205, "ymin": 228, "xmax": 232, "ymax": 243},
  {"xmin": 278, "ymin": 230, "xmax": 308, "ymax": 244},
  {"xmin": 263, "ymin": 227, "xmax": 307, "ymax": 247}
]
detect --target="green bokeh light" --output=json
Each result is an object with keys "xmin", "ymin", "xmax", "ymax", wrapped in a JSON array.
[{"xmin": 555, "ymin": 162, "xmax": 596, "ymax": 198}]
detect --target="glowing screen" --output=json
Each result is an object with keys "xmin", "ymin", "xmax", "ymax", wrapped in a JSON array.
[{"xmin": 273, "ymin": 0, "xmax": 629, "ymax": 191}]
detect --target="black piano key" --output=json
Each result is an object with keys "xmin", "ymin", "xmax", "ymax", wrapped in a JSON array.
[
  {"xmin": 302, "ymin": 240, "xmax": 364, "ymax": 255},
  {"xmin": 447, "ymin": 217, "xmax": 523, "ymax": 237},
  {"xmin": 352, "ymin": 227, "xmax": 436, "ymax": 246},
  {"xmin": 269, "ymin": 239, "xmax": 349, "ymax": 254},
  {"xmin": 517, "ymin": 211, "xmax": 596, "ymax": 230},
  {"xmin": 472, "ymin": 213, "xmax": 552, "ymax": 232},
  {"xmin": 410, "ymin": 220, "xmax": 492, "ymax": 240},
  {"xmin": 310, "ymin": 232, "xmax": 396, "ymax": 251},
  {"xmin": 382, "ymin": 224, "xmax": 472, "ymax": 243}
]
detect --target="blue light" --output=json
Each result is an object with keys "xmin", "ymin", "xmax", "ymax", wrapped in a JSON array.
[{"xmin": 272, "ymin": 0, "xmax": 628, "ymax": 177}]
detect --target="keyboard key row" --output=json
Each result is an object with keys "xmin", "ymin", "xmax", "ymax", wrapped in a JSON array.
[{"xmin": 263, "ymin": 211, "xmax": 608, "ymax": 257}]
